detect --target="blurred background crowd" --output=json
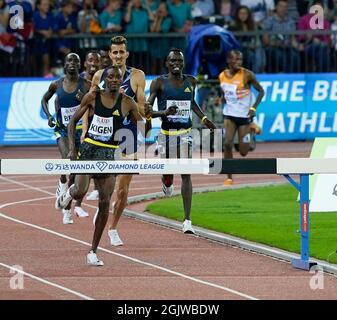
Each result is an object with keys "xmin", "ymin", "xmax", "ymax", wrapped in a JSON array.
[{"xmin": 1, "ymin": 0, "xmax": 337, "ymax": 77}]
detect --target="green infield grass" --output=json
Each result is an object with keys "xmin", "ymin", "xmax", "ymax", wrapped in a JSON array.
[{"xmin": 146, "ymin": 184, "xmax": 337, "ymax": 264}]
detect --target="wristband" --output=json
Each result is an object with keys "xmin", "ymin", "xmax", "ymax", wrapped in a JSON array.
[
  {"xmin": 201, "ymin": 116, "xmax": 207, "ymax": 123},
  {"xmin": 250, "ymin": 107, "xmax": 256, "ymax": 112}
]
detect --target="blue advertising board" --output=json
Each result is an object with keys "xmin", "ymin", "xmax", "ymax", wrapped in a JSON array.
[{"xmin": 0, "ymin": 74, "xmax": 336, "ymax": 145}]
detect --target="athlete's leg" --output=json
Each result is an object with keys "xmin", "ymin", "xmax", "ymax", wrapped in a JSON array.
[
  {"xmin": 108, "ymin": 174, "xmax": 133, "ymax": 230},
  {"xmin": 92, "ymin": 176, "xmax": 115, "ymax": 252},
  {"xmin": 237, "ymin": 123, "xmax": 251, "ymax": 157},
  {"xmin": 56, "ymin": 136, "xmax": 69, "ymax": 185},
  {"xmin": 223, "ymin": 118, "xmax": 237, "ymax": 181},
  {"xmin": 179, "ymin": 134, "xmax": 194, "ymax": 234}
]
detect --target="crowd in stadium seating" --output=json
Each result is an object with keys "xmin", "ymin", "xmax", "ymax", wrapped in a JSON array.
[{"xmin": 0, "ymin": 0, "xmax": 337, "ymax": 76}]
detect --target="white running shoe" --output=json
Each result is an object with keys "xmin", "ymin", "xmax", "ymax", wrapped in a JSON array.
[
  {"xmin": 74, "ymin": 206, "xmax": 89, "ymax": 218},
  {"xmin": 108, "ymin": 229, "xmax": 123, "ymax": 246},
  {"xmin": 62, "ymin": 209, "xmax": 73, "ymax": 224},
  {"xmin": 162, "ymin": 184, "xmax": 174, "ymax": 197},
  {"xmin": 86, "ymin": 190, "xmax": 99, "ymax": 201},
  {"xmin": 56, "ymin": 185, "xmax": 73, "ymax": 210},
  {"xmin": 86, "ymin": 250, "xmax": 104, "ymax": 266},
  {"xmin": 56, "ymin": 180, "xmax": 67, "ymax": 198},
  {"xmin": 182, "ymin": 219, "xmax": 195, "ymax": 234}
]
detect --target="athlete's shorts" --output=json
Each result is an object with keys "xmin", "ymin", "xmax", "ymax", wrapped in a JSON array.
[
  {"xmin": 78, "ymin": 141, "xmax": 118, "ymax": 179},
  {"xmin": 224, "ymin": 115, "xmax": 252, "ymax": 127},
  {"xmin": 157, "ymin": 130, "xmax": 192, "ymax": 159},
  {"xmin": 54, "ymin": 125, "xmax": 82, "ymax": 150}
]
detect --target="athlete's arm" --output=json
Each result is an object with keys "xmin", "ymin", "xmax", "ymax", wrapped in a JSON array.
[
  {"xmin": 79, "ymin": 79, "xmax": 92, "ymax": 142},
  {"xmin": 147, "ymin": 78, "xmax": 177, "ymax": 118},
  {"xmin": 189, "ymin": 76, "xmax": 216, "ymax": 131},
  {"xmin": 90, "ymin": 70, "xmax": 103, "ymax": 91},
  {"xmin": 41, "ymin": 81, "xmax": 58, "ymax": 127},
  {"xmin": 68, "ymin": 91, "xmax": 95, "ymax": 159},
  {"xmin": 246, "ymin": 70, "xmax": 265, "ymax": 118},
  {"xmin": 133, "ymin": 69, "xmax": 152, "ymax": 135}
]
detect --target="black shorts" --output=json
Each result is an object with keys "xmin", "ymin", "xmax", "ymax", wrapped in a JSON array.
[
  {"xmin": 78, "ymin": 141, "xmax": 118, "ymax": 179},
  {"xmin": 224, "ymin": 115, "xmax": 252, "ymax": 127}
]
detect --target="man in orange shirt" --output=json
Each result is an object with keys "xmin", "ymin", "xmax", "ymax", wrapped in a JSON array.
[{"xmin": 219, "ymin": 50, "xmax": 265, "ymax": 185}]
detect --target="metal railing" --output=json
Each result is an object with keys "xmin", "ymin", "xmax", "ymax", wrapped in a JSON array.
[{"xmin": 1, "ymin": 29, "xmax": 336, "ymax": 76}]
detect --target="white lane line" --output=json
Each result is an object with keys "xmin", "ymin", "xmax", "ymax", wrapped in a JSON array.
[
  {"xmin": 0, "ymin": 186, "xmax": 56, "ymax": 193},
  {"xmin": 0, "ymin": 262, "xmax": 94, "ymax": 300},
  {"xmin": 0, "ymin": 180, "xmax": 258, "ymax": 300},
  {"xmin": 0, "ymin": 207, "xmax": 257, "ymax": 300}
]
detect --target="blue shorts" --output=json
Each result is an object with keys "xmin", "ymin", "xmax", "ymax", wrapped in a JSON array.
[{"xmin": 54, "ymin": 125, "xmax": 82, "ymax": 150}]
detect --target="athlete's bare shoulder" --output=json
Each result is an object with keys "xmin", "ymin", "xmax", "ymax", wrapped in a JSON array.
[{"xmin": 130, "ymin": 67, "xmax": 145, "ymax": 82}]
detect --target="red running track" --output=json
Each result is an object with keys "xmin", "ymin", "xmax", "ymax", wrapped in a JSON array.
[{"xmin": 1, "ymin": 142, "xmax": 337, "ymax": 300}]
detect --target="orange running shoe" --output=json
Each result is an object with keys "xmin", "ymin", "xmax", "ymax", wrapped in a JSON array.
[{"xmin": 224, "ymin": 178, "xmax": 233, "ymax": 186}]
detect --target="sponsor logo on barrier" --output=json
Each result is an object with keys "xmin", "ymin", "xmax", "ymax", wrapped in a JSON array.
[
  {"xmin": 45, "ymin": 163, "xmax": 54, "ymax": 171},
  {"xmin": 96, "ymin": 162, "xmax": 108, "ymax": 172}
]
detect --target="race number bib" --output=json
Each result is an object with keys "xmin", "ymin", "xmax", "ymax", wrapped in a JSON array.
[
  {"xmin": 88, "ymin": 115, "xmax": 114, "ymax": 142},
  {"xmin": 221, "ymin": 83, "xmax": 238, "ymax": 105},
  {"xmin": 60, "ymin": 105, "xmax": 80, "ymax": 126},
  {"xmin": 166, "ymin": 100, "xmax": 191, "ymax": 123}
]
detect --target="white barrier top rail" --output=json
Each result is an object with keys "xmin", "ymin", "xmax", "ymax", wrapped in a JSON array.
[{"xmin": 1, "ymin": 158, "xmax": 337, "ymax": 175}]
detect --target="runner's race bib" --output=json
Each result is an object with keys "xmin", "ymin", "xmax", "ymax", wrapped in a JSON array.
[
  {"xmin": 61, "ymin": 105, "xmax": 80, "ymax": 126},
  {"xmin": 166, "ymin": 100, "xmax": 191, "ymax": 123},
  {"xmin": 88, "ymin": 115, "xmax": 113, "ymax": 142},
  {"xmin": 221, "ymin": 83, "xmax": 238, "ymax": 105}
]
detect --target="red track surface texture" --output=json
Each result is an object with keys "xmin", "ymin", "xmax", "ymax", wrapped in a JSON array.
[{"xmin": 1, "ymin": 142, "xmax": 337, "ymax": 300}]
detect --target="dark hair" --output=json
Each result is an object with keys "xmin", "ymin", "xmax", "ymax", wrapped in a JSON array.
[
  {"xmin": 85, "ymin": 50, "xmax": 101, "ymax": 60},
  {"xmin": 166, "ymin": 48, "xmax": 184, "ymax": 60},
  {"xmin": 234, "ymin": 5, "xmax": 255, "ymax": 31},
  {"xmin": 104, "ymin": 65, "xmax": 122, "ymax": 78},
  {"xmin": 227, "ymin": 49, "xmax": 242, "ymax": 58},
  {"xmin": 110, "ymin": 35, "xmax": 128, "ymax": 47}
]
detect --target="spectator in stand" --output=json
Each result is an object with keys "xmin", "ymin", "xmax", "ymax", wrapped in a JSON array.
[
  {"xmin": 78, "ymin": 0, "xmax": 99, "ymax": 33},
  {"xmin": 297, "ymin": 1, "xmax": 331, "ymax": 72},
  {"xmin": 99, "ymin": 0, "xmax": 122, "ymax": 33},
  {"xmin": 150, "ymin": 1, "xmax": 172, "ymax": 74},
  {"xmin": 168, "ymin": 0, "xmax": 192, "ymax": 32},
  {"xmin": 78, "ymin": 0, "xmax": 99, "ymax": 49},
  {"xmin": 218, "ymin": 0, "xmax": 237, "ymax": 27},
  {"xmin": 144, "ymin": 0, "xmax": 159, "ymax": 15},
  {"xmin": 33, "ymin": 0, "xmax": 55, "ymax": 76},
  {"xmin": 54, "ymin": 0, "xmax": 78, "ymax": 58},
  {"xmin": 0, "ymin": 0, "xmax": 8, "ymax": 34},
  {"xmin": 168, "ymin": 0, "xmax": 192, "ymax": 49},
  {"xmin": 125, "ymin": 0, "xmax": 153, "ymax": 65},
  {"xmin": 239, "ymin": 0, "xmax": 274, "ymax": 27},
  {"xmin": 263, "ymin": 0, "xmax": 301, "ymax": 73},
  {"xmin": 187, "ymin": 0, "xmax": 215, "ymax": 19},
  {"xmin": 228, "ymin": 5, "xmax": 265, "ymax": 73}
]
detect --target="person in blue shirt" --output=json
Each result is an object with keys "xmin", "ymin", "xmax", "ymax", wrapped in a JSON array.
[
  {"xmin": 41, "ymin": 53, "xmax": 91, "ymax": 223},
  {"xmin": 150, "ymin": 1, "xmax": 172, "ymax": 74},
  {"xmin": 54, "ymin": 0, "xmax": 78, "ymax": 58},
  {"xmin": 33, "ymin": 0, "xmax": 55, "ymax": 76}
]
